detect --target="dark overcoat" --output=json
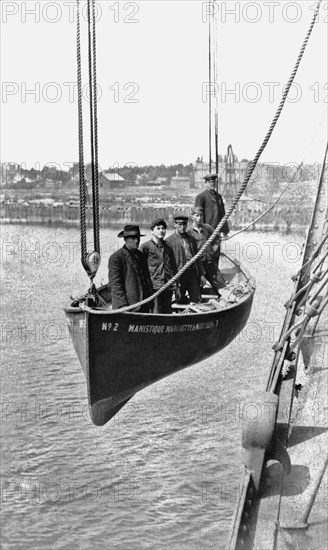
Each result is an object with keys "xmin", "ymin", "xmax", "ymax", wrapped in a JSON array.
[
  {"xmin": 108, "ymin": 245, "xmax": 153, "ymax": 311},
  {"xmin": 165, "ymin": 232, "xmax": 205, "ymax": 277},
  {"xmin": 195, "ymin": 189, "xmax": 229, "ymax": 234}
]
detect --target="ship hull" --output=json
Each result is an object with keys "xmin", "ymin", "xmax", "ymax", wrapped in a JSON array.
[{"xmin": 65, "ymin": 289, "xmax": 254, "ymax": 426}]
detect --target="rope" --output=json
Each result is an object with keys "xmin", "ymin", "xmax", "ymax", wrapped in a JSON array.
[
  {"xmin": 87, "ymin": 0, "xmax": 97, "ymax": 250},
  {"xmin": 273, "ymin": 271, "xmax": 328, "ymax": 352},
  {"xmin": 293, "ymin": 142, "xmax": 328, "ymax": 279},
  {"xmin": 76, "ymin": 0, "xmax": 87, "ymax": 267},
  {"xmin": 213, "ymin": 0, "xmax": 219, "ymax": 179},
  {"xmin": 293, "ymin": 233, "xmax": 328, "ymax": 282},
  {"xmin": 224, "ymin": 162, "xmax": 303, "ymax": 240},
  {"xmin": 208, "ymin": 3, "xmax": 212, "ymax": 173},
  {"xmin": 80, "ymin": 252, "xmax": 253, "ymax": 315},
  {"xmin": 286, "ymin": 251, "xmax": 328, "ymax": 309},
  {"xmin": 82, "ymin": 0, "xmax": 322, "ymax": 315},
  {"xmin": 91, "ymin": 0, "xmax": 100, "ymax": 253}
]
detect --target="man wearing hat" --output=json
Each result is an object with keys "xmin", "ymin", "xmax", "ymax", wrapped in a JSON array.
[
  {"xmin": 166, "ymin": 215, "xmax": 207, "ymax": 304},
  {"xmin": 194, "ymin": 173, "xmax": 229, "ymax": 235},
  {"xmin": 187, "ymin": 206, "xmax": 226, "ymax": 296},
  {"xmin": 108, "ymin": 225, "xmax": 153, "ymax": 311},
  {"xmin": 140, "ymin": 218, "xmax": 178, "ymax": 313}
]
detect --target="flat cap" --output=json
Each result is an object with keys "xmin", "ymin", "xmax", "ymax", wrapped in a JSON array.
[
  {"xmin": 204, "ymin": 173, "xmax": 218, "ymax": 181},
  {"xmin": 174, "ymin": 214, "xmax": 189, "ymax": 222}
]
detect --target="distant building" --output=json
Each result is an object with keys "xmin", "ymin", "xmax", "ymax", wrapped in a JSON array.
[
  {"xmin": 100, "ymin": 171, "xmax": 125, "ymax": 189},
  {"xmin": 155, "ymin": 177, "xmax": 169, "ymax": 186},
  {"xmin": 69, "ymin": 163, "xmax": 125, "ymax": 189},
  {"xmin": 0, "ymin": 162, "xmax": 21, "ymax": 186},
  {"xmin": 193, "ymin": 147, "xmax": 249, "ymax": 197},
  {"xmin": 194, "ymin": 157, "xmax": 224, "ymax": 188},
  {"xmin": 171, "ymin": 176, "xmax": 191, "ymax": 189}
]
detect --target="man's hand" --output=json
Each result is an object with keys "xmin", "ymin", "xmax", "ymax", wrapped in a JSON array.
[{"xmin": 200, "ymin": 275, "xmax": 207, "ymax": 287}]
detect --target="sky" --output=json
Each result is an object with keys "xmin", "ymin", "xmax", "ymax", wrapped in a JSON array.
[{"xmin": 1, "ymin": 0, "xmax": 327, "ymax": 172}]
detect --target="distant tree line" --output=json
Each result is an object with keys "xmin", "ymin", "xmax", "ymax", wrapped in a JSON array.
[
  {"xmin": 2, "ymin": 161, "xmax": 320, "ymax": 192},
  {"xmin": 105, "ymin": 163, "xmax": 195, "ymax": 183}
]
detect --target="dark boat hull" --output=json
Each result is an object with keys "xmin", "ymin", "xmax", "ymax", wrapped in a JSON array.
[{"xmin": 65, "ymin": 289, "xmax": 254, "ymax": 426}]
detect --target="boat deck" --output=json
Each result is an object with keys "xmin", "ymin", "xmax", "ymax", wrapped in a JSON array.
[{"xmin": 252, "ymin": 311, "xmax": 328, "ymax": 550}]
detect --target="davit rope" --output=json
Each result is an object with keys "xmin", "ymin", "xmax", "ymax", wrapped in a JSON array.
[
  {"xmin": 80, "ymin": 0, "xmax": 322, "ymax": 315},
  {"xmin": 76, "ymin": 0, "xmax": 87, "ymax": 269},
  {"xmin": 76, "ymin": 0, "xmax": 101, "ymax": 287}
]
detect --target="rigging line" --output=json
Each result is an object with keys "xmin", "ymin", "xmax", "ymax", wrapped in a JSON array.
[
  {"xmin": 295, "ymin": 245, "xmax": 328, "ymax": 298},
  {"xmin": 227, "ymin": 131, "xmax": 326, "ymax": 242},
  {"xmin": 286, "ymin": 251, "xmax": 328, "ymax": 309},
  {"xmin": 186, "ymin": 0, "xmax": 324, "ymax": 251},
  {"xmin": 176, "ymin": 0, "xmax": 323, "ymax": 287},
  {"xmin": 83, "ymin": 1, "xmax": 322, "ymax": 314},
  {"xmin": 310, "ymin": 289, "xmax": 328, "ymax": 334},
  {"xmin": 296, "ymin": 141, "xmax": 328, "ymax": 276},
  {"xmin": 223, "ymin": 163, "xmax": 304, "ymax": 240},
  {"xmin": 87, "ymin": 0, "xmax": 97, "ymax": 251},
  {"xmin": 76, "ymin": 0, "xmax": 87, "ymax": 268},
  {"xmin": 208, "ymin": 1, "xmax": 212, "ymax": 173},
  {"xmin": 214, "ymin": 16, "xmax": 219, "ymax": 185},
  {"xmin": 273, "ymin": 272, "xmax": 328, "ymax": 352},
  {"xmin": 91, "ymin": 0, "xmax": 100, "ymax": 253},
  {"xmin": 213, "ymin": 1, "xmax": 219, "ymax": 184},
  {"xmin": 232, "ymin": 112, "xmax": 328, "ymax": 242}
]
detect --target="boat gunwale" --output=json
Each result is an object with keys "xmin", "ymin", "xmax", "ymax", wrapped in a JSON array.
[
  {"xmin": 64, "ymin": 284, "xmax": 255, "ymax": 317},
  {"xmin": 64, "ymin": 253, "xmax": 255, "ymax": 317}
]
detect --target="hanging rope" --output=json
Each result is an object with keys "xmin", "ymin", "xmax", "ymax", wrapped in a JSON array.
[
  {"xmin": 208, "ymin": 3, "xmax": 212, "ymax": 173},
  {"xmin": 91, "ymin": 0, "xmax": 100, "ymax": 254},
  {"xmin": 75, "ymin": 0, "xmax": 101, "ymax": 285},
  {"xmin": 82, "ymin": 0, "xmax": 322, "ymax": 314},
  {"xmin": 76, "ymin": 0, "xmax": 87, "ymax": 268},
  {"xmin": 86, "ymin": 0, "xmax": 98, "ymax": 251},
  {"xmin": 213, "ymin": 0, "xmax": 219, "ymax": 181}
]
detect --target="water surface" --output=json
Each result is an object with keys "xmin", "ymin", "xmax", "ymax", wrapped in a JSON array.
[{"xmin": 1, "ymin": 225, "xmax": 304, "ymax": 549}]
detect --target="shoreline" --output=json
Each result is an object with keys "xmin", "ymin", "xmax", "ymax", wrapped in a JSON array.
[
  {"xmin": 0, "ymin": 202, "xmax": 309, "ymax": 235},
  {"xmin": 0, "ymin": 218, "xmax": 306, "ymax": 235}
]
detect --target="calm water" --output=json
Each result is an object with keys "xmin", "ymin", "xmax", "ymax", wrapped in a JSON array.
[{"xmin": 0, "ymin": 225, "xmax": 305, "ymax": 550}]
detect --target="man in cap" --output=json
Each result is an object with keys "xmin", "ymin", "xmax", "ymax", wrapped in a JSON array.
[
  {"xmin": 166, "ymin": 214, "xmax": 207, "ymax": 304},
  {"xmin": 195, "ymin": 173, "xmax": 229, "ymax": 235},
  {"xmin": 108, "ymin": 225, "xmax": 153, "ymax": 312},
  {"xmin": 187, "ymin": 206, "xmax": 226, "ymax": 297},
  {"xmin": 140, "ymin": 218, "xmax": 178, "ymax": 313}
]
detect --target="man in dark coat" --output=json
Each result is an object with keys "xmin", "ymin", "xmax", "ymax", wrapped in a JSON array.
[
  {"xmin": 194, "ymin": 173, "xmax": 229, "ymax": 235},
  {"xmin": 187, "ymin": 206, "xmax": 226, "ymax": 297},
  {"xmin": 140, "ymin": 218, "xmax": 178, "ymax": 314},
  {"xmin": 108, "ymin": 225, "xmax": 153, "ymax": 312},
  {"xmin": 166, "ymin": 215, "xmax": 207, "ymax": 304}
]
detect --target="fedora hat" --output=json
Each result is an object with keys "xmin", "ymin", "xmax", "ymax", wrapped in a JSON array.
[{"xmin": 117, "ymin": 225, "xmax": 145, "ymax": 238}]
